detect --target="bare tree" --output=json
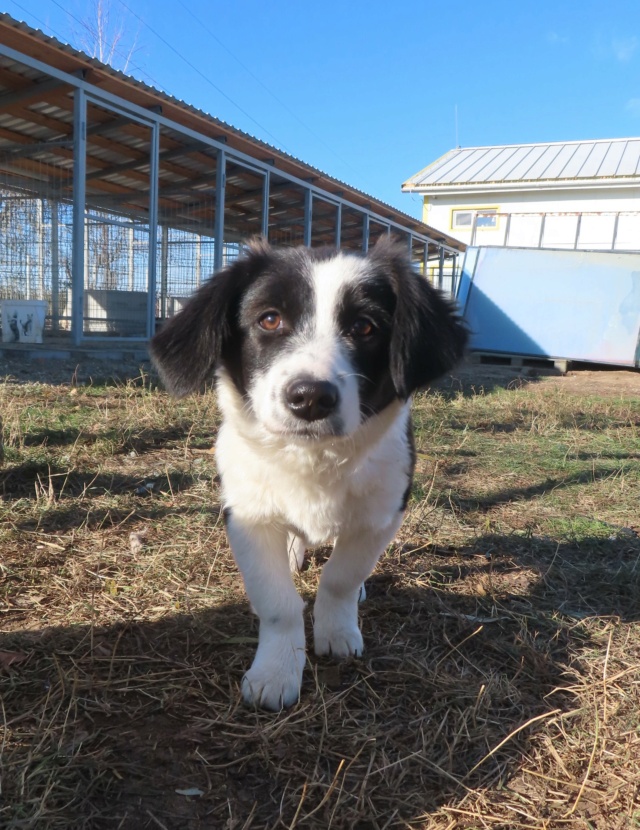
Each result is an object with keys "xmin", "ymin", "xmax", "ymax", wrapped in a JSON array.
[{"xmin": 71, "ymin": 0, "xmax": 140, "ymax": 72}]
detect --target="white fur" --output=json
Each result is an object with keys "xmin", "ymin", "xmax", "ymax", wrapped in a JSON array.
[
  {"xmin": 247, "ymin": 255, "xmax": 367, "ymax": 439},
  {"xmin": 152, "ymin": 241, "xmax": 465, "ymax": 711},
  {"xmin": 217, "ymin": 388, "xmax": 410, "ymax": 709},
  {"xmin": 215, "ymin": 254, "xmax": 414, "ymax": 709}
]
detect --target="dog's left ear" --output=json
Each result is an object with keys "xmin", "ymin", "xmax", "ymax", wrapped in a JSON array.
[
  {"xmin": 150, "ymin": 240, "xmax": 270, "ymax": 396},
  {"xmin": 370, "ymin": 238, "xmax": 468, "ymax": 398}
]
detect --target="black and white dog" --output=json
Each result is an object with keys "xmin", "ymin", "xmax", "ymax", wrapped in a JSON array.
[{"xmin": 151, "ymin": 238, "xmax": 467, "ymax": 710}]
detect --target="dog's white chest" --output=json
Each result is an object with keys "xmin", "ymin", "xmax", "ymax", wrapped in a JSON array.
[{"xmin": 216, "ymin": 403, "xmax": 410, "ymax": 546}]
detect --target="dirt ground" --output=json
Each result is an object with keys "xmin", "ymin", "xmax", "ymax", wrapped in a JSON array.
[
  {"xmin": 2, "ymin": 350, "xmax": 639, "ymax": 397},
  {"xmin": 2, "ymin": 350, "xmax": 639, "ymax": 829}
]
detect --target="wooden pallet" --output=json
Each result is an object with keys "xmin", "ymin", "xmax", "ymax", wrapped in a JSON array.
[{"xmin": 469, "ymin": 352, "xmax": 570, "ymax": 373}]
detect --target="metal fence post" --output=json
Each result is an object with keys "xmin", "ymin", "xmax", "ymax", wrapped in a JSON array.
[
  {"xmin": 160, "ymin": 224, "xmax": 169, "ymax": 322},
  {"xmin": 147, "ymin": 122, "xmax": 159, "ymax": 338},
  {"xmin": 504, "ymin": 213, "xmax": 512, "ymax": 247},
  {"xmin": 51, "ymin": 200, "xmax": 60, "ymax": 331},
  {"xmin": 612, "ymin": 212, "xmax": 620, "ymax": 251},
  {"xmin": 451, "ymin": 253, "xmax": 459, "ymax": 296},
  {"xmin": 304, "ymin": 189, "xmax": 312, "ymax": 247},
  {"xmin": 214, "ymin": 149, "xmax": 225, "ymax": 271},
  {"xmin": 573, "ymin": 214, "xmax": 582, "ymax": 250},
  {"xmin": 438, "ymin": 245, "xmax": 445, "ymax": 290},
  {"xmin": 470, "ymin": 213, "xmax": 478, "ymax": 246},
  {"xmin": 71, "ymin": 87, "xmax": 86, "ymax": 346},
  {"xmin": 261, "ymin": 169, "xmax": 270, "ymax": 239},
  {"xmin": 538, "ymin": 214, "xmax": 546, "ymax": 249}
]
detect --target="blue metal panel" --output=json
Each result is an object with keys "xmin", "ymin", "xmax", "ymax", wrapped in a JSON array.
[{"xmin": 459, "ymin": 247, "xmax": 640, "ymax": 367}]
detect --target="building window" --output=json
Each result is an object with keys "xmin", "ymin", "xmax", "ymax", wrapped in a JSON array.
[{"xmin": 452, "ymin": 208, "xmax": 498, "ymax": 230}]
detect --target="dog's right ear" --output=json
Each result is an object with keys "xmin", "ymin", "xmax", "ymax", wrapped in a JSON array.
[{"xmin": 150, "ymin": 241, "xmax": 269, "ymax": 396}]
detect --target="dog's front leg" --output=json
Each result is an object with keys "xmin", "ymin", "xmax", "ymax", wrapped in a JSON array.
[
  {"xmin": 314, "ymin": 518, "xmax": 403, "ymax": 658},
  {"xmin": 225, "ymin": 515, "xmax": 306, "ymax": 710}
]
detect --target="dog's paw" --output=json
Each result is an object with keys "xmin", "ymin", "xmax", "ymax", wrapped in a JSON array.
[
  {"xmin": 314, "ymin": 598, "xmax": 363, "ymax": 658},
  {"xmin": 314, "ymin": 623, "xmax": 363, "ymax": 658},
  {"xmin": 241, "ymin": 631, "xmax": 306, "ymax": 710},
  {"xmin": 242, "ymin": 666, "xmax": 302, "ymax": 710}
]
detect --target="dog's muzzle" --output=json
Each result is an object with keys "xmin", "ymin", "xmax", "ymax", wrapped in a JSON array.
[{"xmin": 285, "ymin": 378, "xmax": 340, "ymax": 422}]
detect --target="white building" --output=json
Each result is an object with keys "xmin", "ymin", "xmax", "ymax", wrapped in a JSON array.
[{"xmin": 402, "ymin": 138, "xmax": 640, "ymax": 251}]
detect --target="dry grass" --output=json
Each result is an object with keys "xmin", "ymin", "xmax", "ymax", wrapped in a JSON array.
[{"xmin": 1, "ymin": 364, "xmax": 639, "ymax": 829}]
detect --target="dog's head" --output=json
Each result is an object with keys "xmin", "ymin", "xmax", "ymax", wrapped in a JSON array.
[{"xmin": 150, "ymin": 238, "xmax": 467, "ymax": 439}]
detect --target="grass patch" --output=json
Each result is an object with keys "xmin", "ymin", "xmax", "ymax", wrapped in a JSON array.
[{"xmin": 1, "ymin": 369, "xmax": 639, "ymax": 828}]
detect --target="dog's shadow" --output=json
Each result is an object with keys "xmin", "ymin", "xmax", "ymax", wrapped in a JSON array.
[{"xmin": 4, "ymin": 531, "xmax": 636, "ymax": 828}]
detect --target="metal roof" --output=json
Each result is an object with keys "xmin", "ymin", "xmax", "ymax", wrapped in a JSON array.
[
  {"xmin": 403, "ymin": 139, "xmax": 640, "ymax": 192},
  {"xmin": 0, "ymin": 12, "xmax": 464, "ymax": 251}
]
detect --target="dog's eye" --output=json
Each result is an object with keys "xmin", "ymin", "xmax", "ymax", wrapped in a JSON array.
[
  {"xmin": 258, "ymin": 311, "xmax": 283, "ymax": 332},
  {"xmin": 347, "ymin": 318, "xmax": 375, "ymax": 338}
]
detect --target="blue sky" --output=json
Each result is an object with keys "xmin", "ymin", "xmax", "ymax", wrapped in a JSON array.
[{"xmin": 6, "ymin": 0, "xmax": 640, "ymax": 218}]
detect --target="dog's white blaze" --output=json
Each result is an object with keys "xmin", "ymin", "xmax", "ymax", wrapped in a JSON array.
[
  {"xmin": 309, "ymin": 253, "xmax": 368, "ymax": 340},
  {"xmin": 247, "ymin": 253, "xmax": 367, "ymax": 438}
]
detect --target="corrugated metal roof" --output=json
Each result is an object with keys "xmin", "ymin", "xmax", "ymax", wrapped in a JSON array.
[
  {"xmin": 0, "ymin": 13, "xmax": 463, "ymax": 247},
  {"xmin": 403, "ymin": 139, "xmax": 640, "ymax": 190}
]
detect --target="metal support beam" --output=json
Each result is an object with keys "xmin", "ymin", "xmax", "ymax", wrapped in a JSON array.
[
  {"xmin": 0, "ymin": 76, "xmax": 70, "ymax": 108},
  {"xmin": 451, "ymin": 253, "xmax": 459, "ymax": 296},
  {"xmin": 0, "ymin": 139, "xmax": 73, "ymax": 158},
  {"xmin": 363, "ymin": 213, "xmax": 370, "ymax": 253},
  {"xmin": 612, "ymin": 212, "xmax": 620, "ymax": 251},
  {"xmin": 438, "ymin": 246, "xmax": 445, "ymax": 291},
  {"xmin": 147, "ymin": 122, "xmax": 160, "ymax": 338},
  {"xmin": 195, "ymin": 234, "xmax": 202, "ymax": 288},
  {"xmin": 160, "ymin": 225, "xmax": 169, "ymax": 321},
  {"xmin": 470, "ymin": 213, "xmax": 478, "ymax": 246},
  {"xmin": 51, "ymin": 200, "xmax": 60, "ymax": 331},
  {"xmin": 71, "ymin": 87, "xmax": 86, "ymax": 346},
  {"xmin": 0, "ymin": 40, "xmax": 444, "ymax": 255},
  {"xmin": 85, "ymin": 140, "xmax": 210, "ymax": 181},
  {"xmin": 261, "ymin": 169, "xmax": 270, "ymax": 238},
  {"xmin": 335, "ymin": 203, "xmax": 342, "ymax": 249},
  {"xmin": 504, "ymin": 213, "xmax": 512, "ymax": 246},
  {"xmin": 37, "ymin": 199, "xmax": 45, "ymax": 299},
  {"xmin": 573, "ymin": 214, "xmax": 582, "ymax": 249},
  {"xmin": 214, "ymin": 149, "xmax": 226, "ymax": 271},
  {"xmin": 304, "ymin": 189, "xmax": 312, "ymax": 247},
  {"xmin": 538, "ymin": 214, "xmax": 546, "ymax": 249},
  {"xmin": 128, "ymin": 225, "xmax": 135, "ymax": 291}
]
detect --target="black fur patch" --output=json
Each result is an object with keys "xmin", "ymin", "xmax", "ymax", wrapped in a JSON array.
[
  {"xmin": 336, "ymin": 275, "xmax": 397, "ymax": 418},
  {"xmin": 150, "ymin": 243, "xmax": 314, "ymax": 397},
  {"xmin": 150, "ymin": 238, "xmax": 468, "ymax": 409},
  {"xmin": 368, "ymin": 239, "xmax": 468, "ymax": 399},
  {"xmin": 150, "ymin": 245, "xmax": 271, "ymax": 396},
  {"xmin": 232, "ymin": 250, "xmax": 314, "ymax": 396}
]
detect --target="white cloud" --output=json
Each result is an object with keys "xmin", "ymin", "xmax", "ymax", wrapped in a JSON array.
[
  {"xmin": 612, "ymin": 36, "xmax": 638, "ymax": 62},
  {"xmin": 626, "ymin": 98, "xmax": 640, "ymax": 117},
  {"xmin": 546, "ymin": 31, "xmax": 569, "ymax": 45}
]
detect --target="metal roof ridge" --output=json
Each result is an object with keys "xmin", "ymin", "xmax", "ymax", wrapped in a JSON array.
[{"xmin": 426, "ymin": 137, "xmax": 640, "ymax": 154}]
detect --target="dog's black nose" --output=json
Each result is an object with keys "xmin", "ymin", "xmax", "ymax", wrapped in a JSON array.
[{"xmin": 285, "ymin": 379, "xmax": 339, "ymax": 421}]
